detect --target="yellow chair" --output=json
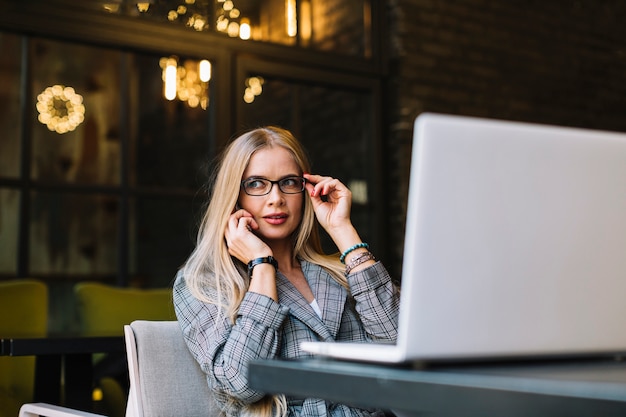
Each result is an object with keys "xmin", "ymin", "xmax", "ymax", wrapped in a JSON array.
[
  {"xmin": 0, "ymin": 279, "xmax": 48, "ymax": 417},
  {"xmin": 74, "ymin": 282, "xmax": 174, "ymax": 337},
  {"xmin": 73, "ymin": 282, "xmax": 174, "ymax": 417}
]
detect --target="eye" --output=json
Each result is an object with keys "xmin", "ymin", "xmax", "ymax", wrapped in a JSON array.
[
  {"xmin": 281, "ymin": 177, "xmax": 299, "ymax": 187},
  {"xmin": 244, "ymin": 178, "xmax": 268, "ymax": 190}
]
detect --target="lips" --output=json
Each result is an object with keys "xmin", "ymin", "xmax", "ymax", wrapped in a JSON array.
[{"xmin": 263, "ymin": 213, "xmax": 288, "ymax": 225}]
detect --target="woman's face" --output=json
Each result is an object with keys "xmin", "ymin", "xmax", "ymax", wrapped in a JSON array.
[{"xmin": 238, "ymin": 146, "xmax": 304, "ymax": 243}]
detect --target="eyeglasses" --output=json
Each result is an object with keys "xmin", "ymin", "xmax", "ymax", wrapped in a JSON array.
[{"xmin": 241, "ymin": 176, "xmax": 306, "ymax": 196}]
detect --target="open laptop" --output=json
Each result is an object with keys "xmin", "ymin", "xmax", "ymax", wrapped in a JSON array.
[{"xmin": 301, "ymin": 113, "xmax": 626, "ymax": 364}]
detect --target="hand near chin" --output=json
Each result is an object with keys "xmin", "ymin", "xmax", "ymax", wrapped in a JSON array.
[{"xmin": 224, "ymin": 209, "xmax": 271, "ymax": 263}]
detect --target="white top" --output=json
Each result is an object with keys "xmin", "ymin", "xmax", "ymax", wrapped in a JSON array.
[{"xmin": 310, "ymin": 299, "xmax": 322, "ymax": 318}]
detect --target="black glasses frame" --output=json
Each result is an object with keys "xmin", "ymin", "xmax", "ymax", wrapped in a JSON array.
[{"xmin": 240, "ymin": 176, "xmax": 306, "ymax": 196}]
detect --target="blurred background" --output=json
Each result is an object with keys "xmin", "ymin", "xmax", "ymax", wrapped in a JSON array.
[{"xmin": 1, "ymin": 0, "xmax": 625, "ymax": 335}]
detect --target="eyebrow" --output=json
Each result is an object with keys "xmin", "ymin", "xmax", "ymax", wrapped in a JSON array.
[{"xmin": 243, "ymin": 174, "xmax": 301, "ymax": 180}]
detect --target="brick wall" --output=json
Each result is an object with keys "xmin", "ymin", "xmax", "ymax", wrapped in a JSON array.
[
  {"xmin": 385, "ymin": 0, "xmax": 626, "ymax": 277},
  {"xmin": 311, "ymin": 0, "xmax": 368, "ymax": 55}
]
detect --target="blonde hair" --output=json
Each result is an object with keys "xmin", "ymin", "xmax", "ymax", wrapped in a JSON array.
[{"xmin": 182, "ymin": 126, "xmax": 347, "ymax": 416}]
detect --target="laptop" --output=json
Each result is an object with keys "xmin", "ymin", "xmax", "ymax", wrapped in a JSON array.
[{"xmin": 301, "ymin": 113, "xmax": 626, "ymax": 364}]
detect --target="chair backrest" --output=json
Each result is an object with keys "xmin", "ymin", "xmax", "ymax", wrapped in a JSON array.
[
  {"xmin": 124, "ymin": 321, "xmax": 219, "ymax": 417},
  {"xmin": 0, "ymin": 279, "xmax": 48, "ymax": 417},
  {"xmin": 74, "ymin": 283, "xmax": 175, "ymax": 336},
  {"xmin": 74, "ymin": 283, "xmax": 176, "ymax": 417}
]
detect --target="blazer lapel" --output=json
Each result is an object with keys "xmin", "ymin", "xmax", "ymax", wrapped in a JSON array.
[
  {"xmin": 301, "ymin": 261, "xmax": 347, "ymax": 340},
  {"xmin": 276, "ymin": 270, "xmax": 333, "ymax": 340},
  {"xmin": 275, "ymin": 261, "xmax": 348, "ymax": 341}
]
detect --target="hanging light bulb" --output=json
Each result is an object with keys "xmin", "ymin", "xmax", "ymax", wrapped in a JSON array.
[
  {"xmin": 199, "ymin": 60, "xmax": 211, "ymax": 82},
  {"xmin": 286, "ymin": 0, "xmax": 297, "ymax": 37},
  {"xmin": 301, "ymin": 0, "xmax": 312, "ymax": 43},
  {"xmin": 164, "ymin": 58, "xmax": 178, "ymax": 101},
  {"xmin": 239, "ymin": 18, "xmax": 251, "ymax": 40},
  {"xmin": 161, "ymin": 57, "xmax": 210, "ymax": 110}
]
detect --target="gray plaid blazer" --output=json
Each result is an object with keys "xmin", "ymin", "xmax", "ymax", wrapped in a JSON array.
[{"xmin": 174, "ymin": 260, "xmax": 400, "ymax": 416}]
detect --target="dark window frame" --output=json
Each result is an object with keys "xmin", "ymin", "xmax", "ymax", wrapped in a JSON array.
[{"xmin": 0, "ymin": 0, "xmax": 388, "ymax": 285}]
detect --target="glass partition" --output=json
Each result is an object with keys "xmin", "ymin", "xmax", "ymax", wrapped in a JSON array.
[
  {"xmin": 0, "ymin": 32, "xmax": 22, "ymax": 179},
  {"xmin": 30, "ymin": 38, "xmax": 122, "ymax": 186},
  {"xmin": 129, "ymin": 195, "xmax": 202, "ymax": 287},
  {"xmin": 29, "ymin": 191, "xmax": 119, "ymax": 276},
  {"xmin": 0, "ymin": 189, "xmax": 19, "ymax": 274},
  {"xmin": 6, "ymin": 33, "xmax": 214, "ymax": 287},
  {"xmin": 130, "ymin": 53, "xmax": 212, "ymax": 190}
]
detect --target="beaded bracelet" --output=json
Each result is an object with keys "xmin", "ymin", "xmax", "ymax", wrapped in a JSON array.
[
  {"xmin": 339, "ymin": 242, "xmax": 369, "ymax": 264},
  {"xmin": 344, "ymin": 251, "xmax": 375, "ymax": 276}
]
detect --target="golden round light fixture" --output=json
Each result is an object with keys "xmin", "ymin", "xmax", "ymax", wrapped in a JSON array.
[{"xmin": 36, "ymin": 85, "xmax": 85, "ymax": 134}]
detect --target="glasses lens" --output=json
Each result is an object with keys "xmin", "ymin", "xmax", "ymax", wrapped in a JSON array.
[
  {"xmin": 242, "ymin": 177, "xmax": 305, "ymax": 195},
  {"xmin": 279, "ymin": 177, "xmax": 305, "ymax": 194},
  {"xmin": 243, "ymin": 178, "xmax": 271, "ymax": 195}
]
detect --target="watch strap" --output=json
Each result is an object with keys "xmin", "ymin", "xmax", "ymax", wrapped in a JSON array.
[{"xmin": 247, "ymin": 256, "xmax": 278, "ymax": 278}]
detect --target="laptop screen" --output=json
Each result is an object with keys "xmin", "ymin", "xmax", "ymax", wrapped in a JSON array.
[{"xmin": 399, "ymin": 113, "xmax": 626, "ymax": 359}]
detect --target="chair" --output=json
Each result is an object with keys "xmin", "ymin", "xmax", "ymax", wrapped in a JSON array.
[
  {"xmin": 0, "ymin": 279, "xmax": 48, "ymax": 417},
  {"xmin": 18, "ymin": 403, "xmax": 105, "ymax": 417},
  {"xmin": 74, "ymin": 283, "xmax": 175, "ymax": 417},
  {"xmin": 74, "ymin": 283, "xmax": 175, "ymax": 337},
  {"xmin": 19, "ymin": 320, "xmax": 218, "ymax": 417},
  {"xmin": 124, "ymin": 320, "xmax": 219, "ymax": 417}
]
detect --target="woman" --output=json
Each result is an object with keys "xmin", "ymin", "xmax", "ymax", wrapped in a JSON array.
[{"xmin": 174, "ymin": 126, "xmax": 400, "ymax": 416}]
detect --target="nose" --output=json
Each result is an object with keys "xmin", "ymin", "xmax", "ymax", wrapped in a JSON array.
[{"xmin": 266, "ymin": 182, "xmax": 285, "ymax": 204}]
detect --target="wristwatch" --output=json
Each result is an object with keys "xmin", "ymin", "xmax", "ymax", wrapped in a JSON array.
[{"xmin": 247, "ymin": 256, "xmax": 278, "ymax": 279}]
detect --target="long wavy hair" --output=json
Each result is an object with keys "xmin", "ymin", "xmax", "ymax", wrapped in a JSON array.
[{"xmin": 182, "ymin": 126, "xmax": 346, "ymax": 417}]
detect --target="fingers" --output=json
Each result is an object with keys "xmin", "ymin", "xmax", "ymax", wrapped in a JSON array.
[
  {"xmin": 227, "ymin": 209, "xmax": 256, "ymax": 235},
  {"xmin": 304, "ymin": 173, "xmax": 353, "ymax": 227},
  {"xmin": 225, "ymin": 210, "xmax": 269, "ymax": 263},
  {"xmin": 225, "ymin": 210, "xmax": 250, "ymax": 247},
  {"xmin": 235, "ymin": 210, "xmax": 250, "ymax": 228},
  {"xmin": 304, "ymin": 174, "xmax": 349, "ymax": 199}
]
